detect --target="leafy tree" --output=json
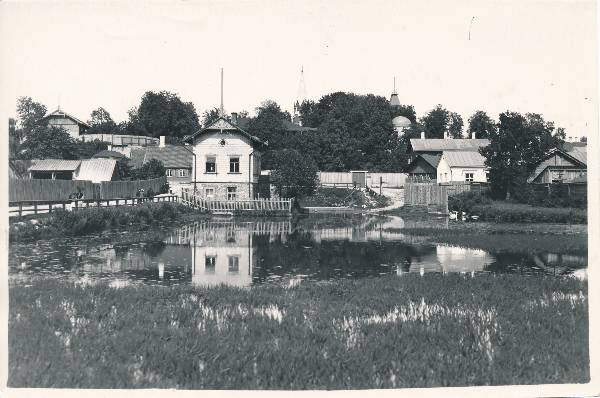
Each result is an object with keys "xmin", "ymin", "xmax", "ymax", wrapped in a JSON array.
[
  {"xmin": 127, "ymin": 91, "xmax": 200, "ymax": 139},
  {"xmin": 20, "ymin": 125, "xmax": 78, "ymax": 159},
  {"xmin": 480, "ymin": 112, "xmax": 560, "ymax": 200},
  {"xmin": 420, "ymin": 105, "xmax": 449, "ymax": 138},
  {"xmin": 391, "ymin": 104, "xmax": 417, "ymax": 123},
  {"xmin": 72, "ymin": 139, "xmax": 108, "ymax": 159},
  {"xmin": 201, "ymin": 107, "xmax": 222, "ymax": 127},
  {"xmin": 16, "ymin": 96, "xmax": 47, "ymax": 133},
  {"xmin": 467, "ymin": 110, "xmax": 497, "ymax": 139},
  {"xmin": 247, "ymin": 100, "xmax": 290, "ymax": 145},
  {"xmin": 87, "ymin": 107, "xmax": 117, "ymax": 134},
  {"xmin": 130, "ymin": 159, "xmax": 166, "ymax": 180},
  {"xmin": 448, "ymin": 112, "xmax": 464, "ymax": 138},
  {"xmin": 269, "ymin": 149, "xmax": 319, "ymax": 198}
]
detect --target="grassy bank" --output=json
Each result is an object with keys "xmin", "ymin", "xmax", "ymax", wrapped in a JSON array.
[
  {"xmin": 9, "ymin": 202, "xmax": 200, "ymax": 243},
  {"xmin": 299, "ymin": 187, "xmax": 389, "ymax": 209},
  {"xmin": 9, "ymin": 275, "xmax": 588, "ymax": 389}
]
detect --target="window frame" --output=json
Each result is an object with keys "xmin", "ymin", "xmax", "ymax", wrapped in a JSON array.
[
  {"xmin": 205, "ymin": 255, "xmax": 216, "ymax": 274},
  {"xmin": 228, "ymin": 255, "xmax": 240, "ymax": 273},
  {"xmin": 166, "ymin": 169, "xmax": 173, "ymax": 177},
  {"xmin": 229, "ymin": 156, "xmax": 240, "ymax": 173},
  {"xmin": 205, "ymin": 156, "xmax": 216, "ymax": 174},
  {"xmin": 464, "ymin": 172, "xmax": 475, "ymax": 183},
  {"xmin": 227, "ymin": 186, "xmax": 237, "ymax": 201}
]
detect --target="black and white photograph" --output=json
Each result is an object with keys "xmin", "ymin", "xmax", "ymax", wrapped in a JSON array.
[{"xmin": 1, "ymin": 0, "xmax": 598, "ymax": 396}]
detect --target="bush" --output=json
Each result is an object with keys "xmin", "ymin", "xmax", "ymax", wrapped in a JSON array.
[
  {"xmin": 448, "ymin": 191, "xmax": 492, "ymax": 213},
  {"xmin": 471, "ymin": 202, "xmax": 587, "ymax": 224}
]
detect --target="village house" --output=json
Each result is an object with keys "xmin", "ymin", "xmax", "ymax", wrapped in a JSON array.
[
  {"xmin": 405, "ymin": 133, "xmax": 490, "ymax": 183},
  {"xmin": 41, "ymin": 108, "xmax": 90, "ymax": 140},
  {"xmin": 528, "ymin": 142, "xmax": 587, "ymax": 184},
  {"xmin": 184, "ymin": 115, "xmax": 266, "ymax": 200},
  {"xmin": 129, "ymin": 136, "xmax": 194, "ymax": 194},
  {"xmin": 27, "ymin": 158, "xmax": 119, "ymax": 183}
]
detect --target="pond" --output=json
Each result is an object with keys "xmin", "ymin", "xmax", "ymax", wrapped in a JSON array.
[{"xmin": 9, "ymin": 215, "xmax": 587, "ymax": 287}]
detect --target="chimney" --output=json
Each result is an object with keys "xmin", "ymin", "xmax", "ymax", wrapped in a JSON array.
[
  {"xmin": 159, "ymin": 136, "xmax": 165, "ymax": 147},
  {"xmin": 420, "ymin": 131, "xmax": 425, "ymax": 139},
  {"xmin": 231, "ymin": 112, "xmax": 238, "ymax": 124},
  {"xmin": 472, "ymin": 131, "xmax": 476, "ymax": 139}
]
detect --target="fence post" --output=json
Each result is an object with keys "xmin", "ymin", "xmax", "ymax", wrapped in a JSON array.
[
  {"xmin": 33, "ymin": 203, "xmax": 37, "ymax": 215},
  {"xmin": 18, "ymin": 203, "xmax": 22, "ymax": 217}
]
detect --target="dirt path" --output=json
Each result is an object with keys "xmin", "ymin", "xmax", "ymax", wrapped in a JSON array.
[{"xmin": 369, "ymin": 187, "xmax": 404, "ymax": 213}]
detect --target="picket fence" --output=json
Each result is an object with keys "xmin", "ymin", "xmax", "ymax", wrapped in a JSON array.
[{"xmin": 318, "ymin": 172, "xmax": 407, "ymax": 188}]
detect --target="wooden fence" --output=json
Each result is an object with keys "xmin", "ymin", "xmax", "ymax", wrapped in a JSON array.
[
  {"xmin": 9, "ymin": 195, "xmax": 178, "ymax": 218},
  {"xmin": 181, "ymin": 189, "xmax": 292, "ymax": 214},
  {"xmin": 440, "ymin": 182, "xmax": 490, "ymax": 197},
  {"xmin": 9, "ymin": 176, "xmax": 167, "ymax": 202},
  {"xmin": 404, "ymin": 181, "xmax": 448, "ymax": 214},
  {"xmin": 318, "ymin": 172, "xmax": 407, "ymax": 188},
  {"xmin": 9, "ymin": 179, "xmax": 96, "ymax": 202},
  {"xmin": 99, "ymin": 177, "xmax": 167, "ymax": 199}
]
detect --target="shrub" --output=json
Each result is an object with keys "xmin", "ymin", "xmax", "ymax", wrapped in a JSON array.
[{"xmin": 448, "ymin": 191, "xmax": 492, "ymax": 213}]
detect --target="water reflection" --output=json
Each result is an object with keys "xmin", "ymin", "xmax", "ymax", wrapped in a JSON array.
[{"xmin": 9, "ymin": 215, "xmax": 587, "ymax": 287}]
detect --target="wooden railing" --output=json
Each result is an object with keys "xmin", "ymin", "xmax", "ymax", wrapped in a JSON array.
[
  {"xmin": 181, "ymin": 189, "xmax": 292, "ymax": 214},
  {"xmin": 9, "ymin": 195, "xmax": 178, "ymax": 217}
]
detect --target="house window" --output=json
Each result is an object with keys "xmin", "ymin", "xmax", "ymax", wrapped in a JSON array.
[
  {"xmin": 465, "ymin": 172, "xmax": 474, "ymax": 182},
  {"xmin": 228, "ymin": 256, "xmax": 239, "ymax": 273},
  {"xmin": 444, "ymin": 173, "xmax": 448, "ymax": 182},
  {"xmin": 206, "ymin": 156, "xmax": 216, "ymax": 173},
  {"xmin": 205, "ymin": 188, "xmax": 215, "ymax": 198},
  {"xmin": 229, "ymin": 157, "xmax": 240, "ymax": 173},
  {"xmin": 226, "ymin": 229, "xmax": 236, "ymax": 243},
  {"xmin": 166, "ymin": 169, "xmax": 173, "ymax": 177},
  {"xmin": 205, "ymin": 256, "xmax": 216, "ymax": 273},
  {"xmin": 227, "ymin": 187, "xmax": 237, "ymax": 201},
  {"xmin": 485, "ymin": 171, "xmax": 490, "ymax": 182},
  {"xmin": 178, "ymin": 169, "xmax": 187, "ymax": 177}
]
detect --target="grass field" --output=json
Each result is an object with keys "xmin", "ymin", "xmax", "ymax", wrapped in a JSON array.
[{"xmin": 9, "ymin": 274, "xmax": 588, "ymax": 389}]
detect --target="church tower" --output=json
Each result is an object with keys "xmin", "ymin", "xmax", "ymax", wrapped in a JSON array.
[
  {"xmin": 390, "ymin": 76, "xmax": 401, "ymax": 108},
  {"xmin": 293, "ymin": 66, "xmax": 308, "ymax": 126}
]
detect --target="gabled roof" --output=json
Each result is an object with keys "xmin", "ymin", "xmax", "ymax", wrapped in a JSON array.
[
  {"xmin": 442, "ymin": 151, "xmax": 487, "ymax": 168},
  {"xmin": 75, "ymin": 159, "xmax": 117, "ymax": 183},
  {"xmin": 420, "ymin": 153, "xmax": 442, "ymax": 168},
  {"xmin": 29, "ymin": 159, "xmax": 81, "ymax": 172},
  {"xmin": 41, "ymin": 109, "xmax": 91, "ymax": 128},
  {"xmin": 184, "ymin": 117, "xmax": 266, "ymax": 147},
  {"xmin": 142, "ymin": 146, "xmax": 193, "ymax": 169},
  {"xmin": 410, "ymin": 138, "xmax": 490, "ymax": 152},
  {"xmin": 528, "ymin": 147, "xmax": 587, "ymax": 182}
]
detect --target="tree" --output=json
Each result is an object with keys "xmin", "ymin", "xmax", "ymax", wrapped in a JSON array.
[
  {"xmin": 420, "ymin": 105, "xmax": 449, "ymax": 138},
  {"xmin": 269, "ymin": 149, "xmax": 319, "ymax": 198},
  {"xmin": 130, "ymin": 159, "xmax": 166, "ymax": 180},
  {"xmin": 127, "ymin": 91, "xmax": 200, "ymax": 139},
  {"xmin": 467, "ymin": 111, "xmax": 497, "ymax": 139},
  {"xmin": 447, "ymin": 112, "xmax": 464, "ymax": 138},
  {"xmin": 480, "ymin": 111, "xmax": 559, "ymax": 200},
  {"xmin": 72, "ymin": 139, "xmax": 108, "ymax": 159},
  {"xmin": 202, "ymin": 107, "xmax": 221, "ymax": 127},
  {"xmin": 392, "ymin": 104, "xmax": 417, "ymax": 123},
  {"xmin": 20, "ymin": 125, "xmax": 78, "ymax": 159},
  {"xmin": 87, "ymin": 107, "xmax": 117, "ymax": 134},
  {"xmin": 16, "ymin": 96, "xmax": 47, "ymax": 133}
]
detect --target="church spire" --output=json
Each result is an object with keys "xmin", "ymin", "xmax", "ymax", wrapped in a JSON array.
[
  {"xmin": 390, "ymin": 76, "xmax": 400, "ymax": 108},
  {"xmin": 293, "ymin": 66, "xmax": 308, "ymax": 126}
]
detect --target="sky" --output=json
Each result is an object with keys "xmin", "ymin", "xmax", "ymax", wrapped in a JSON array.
[{"xmin": 0, "ymin": 0, "xmax": 597, "ymax": 139}]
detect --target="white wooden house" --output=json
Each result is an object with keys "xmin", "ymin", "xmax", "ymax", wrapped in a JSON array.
[
  {"xmin": 436, "ymin": 151, "xmax": 489, "ymax": 183},
  {"xmin": 184, "ymin": 116, "xmax": 266, "ymax": 200},
  {"xmin": 41, "ymin": 109, "xmax": 90, "ymax": 140}
]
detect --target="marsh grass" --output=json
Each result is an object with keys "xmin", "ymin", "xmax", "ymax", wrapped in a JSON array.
[{"xmin": 9, "ymin": 274, "xmax": 588, "ymax": 389}]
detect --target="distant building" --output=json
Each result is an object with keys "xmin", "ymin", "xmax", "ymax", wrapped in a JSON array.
[
  {"xmin": 27, "ymin": 159, "xmax": 118, "ymax": 182},
  {"xmin": 41, "ymin": 109, "xmax": 90, "ymax": 140},
  {"xmin": 184, "ymin": 116, "xmax": 266, "ymax": 200},
  {"xmin": 436, "ymin": 151, "xmax": 488, "ymax": 183},
  {"xmin": 528, "ymin": 143, "xmax": 587, "ymax": 184}
]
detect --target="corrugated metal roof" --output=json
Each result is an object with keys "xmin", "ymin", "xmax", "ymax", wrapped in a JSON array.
[
  {"xmin": 29, "ymin": 159, "xmax": 81, "ymax": 171},
  {"xmin": 142, "ymin": 146, "xmax": 193, "ymax": 169},
  {"xmin": 443, "ymin": 151, "xmax": 487, "ymax": 168},
  {"xmin": 74, "ymin": 159, "xmax": 117, "ymax": 183},
  {"xmin": 410, "ymin": 138, "xmax": 490, "ymax": 152}
]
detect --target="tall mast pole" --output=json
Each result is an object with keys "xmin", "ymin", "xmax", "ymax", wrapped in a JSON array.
[{"xmin": 220, "ymin": 67, "xmax": 224, "ymax": 117}]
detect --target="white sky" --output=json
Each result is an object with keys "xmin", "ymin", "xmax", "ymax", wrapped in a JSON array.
[{"xmin": 0, "ymin": 0, "xmax": 597, "ymax": 138}]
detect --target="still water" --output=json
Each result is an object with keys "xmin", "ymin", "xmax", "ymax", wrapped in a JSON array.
[{"xmin": 9, "ymin": 215, "xmax": 587, "ymax": 287}]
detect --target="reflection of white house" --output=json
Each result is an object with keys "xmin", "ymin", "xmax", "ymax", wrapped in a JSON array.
[
  {"xmin": 184, "ymin": 116, "xmax": 266, "ymax": 200},
  {"xmin": 185, "ymin": 222, "xmax": 257, "ymax": 288},
  {"xmin": 406, "ymin": 245, "xmax": 494, "ymax": 274}
]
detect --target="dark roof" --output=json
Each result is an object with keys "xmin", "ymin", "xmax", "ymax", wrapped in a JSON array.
[
  {"xmin": 92, "ymin": 150, "xmax": 126, "ymax": 159},
  {"xmin": 41, "ymin": 109, "xmax": 90, "ymax": 128},
  {"xmin": 136, "ymin": 146, "xmax": 193, "ymax": 169},
  {"xmin": 410, "ymin": 138, "xmax": 490, "ymax": 152},
  {"xmin": 420, "ymin": 154, "xmax": 442, "ymax": 168},
  {"xmin": 184, "ymin": 117, "xmax": 266, "ymax": 147}
]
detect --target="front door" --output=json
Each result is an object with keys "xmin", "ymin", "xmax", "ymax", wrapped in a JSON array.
[{"xmin": 351, "ymin": 171, "xmax": 367, "ymax": 189}]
